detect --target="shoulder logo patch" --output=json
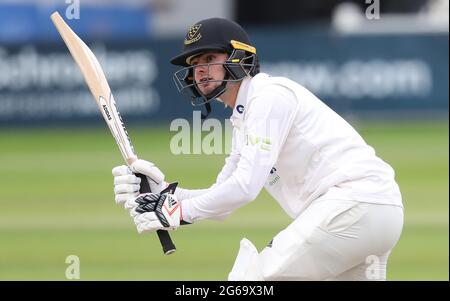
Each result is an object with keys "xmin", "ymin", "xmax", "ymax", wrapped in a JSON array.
[{"xmin": 184, "ymin": 24, "xmax": 202, "ymax": 45}]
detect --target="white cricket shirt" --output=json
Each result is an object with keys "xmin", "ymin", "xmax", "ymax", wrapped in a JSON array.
[{"xmin": 178, "ymin": 73, "xmax": 403, "ymax": 223}]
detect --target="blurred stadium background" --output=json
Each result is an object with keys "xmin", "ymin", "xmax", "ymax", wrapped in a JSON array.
[{"xmin": 0, "ymin": 0, "xmax": 448, "ymax": 280}]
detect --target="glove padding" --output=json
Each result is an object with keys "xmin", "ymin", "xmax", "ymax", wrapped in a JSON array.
[
  {"xmin": 112, "ymin": 159, "xmax": 166, "ymax": 205},
  {"xmin": 112, "ymin": 165, "xmax": 141, "ymax": 205},
  {"xmin": 130, "ymin": 159, "xmax": 166, "ymax": 193},
  {"xmin": 128, "ymin": 192, "xmax": 181, "ymax": 233}
]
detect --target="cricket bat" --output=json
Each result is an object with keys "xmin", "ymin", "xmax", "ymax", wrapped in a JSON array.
[{"xmin": 50, "ymin": 11, "xmax": 176, "ymax": 255}]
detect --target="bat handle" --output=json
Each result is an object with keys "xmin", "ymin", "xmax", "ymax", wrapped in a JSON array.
[
  {"xmin": 157, "ymin": 230, "xmax": 176, "ymax": 255},
  {"xmin": 135, "ymin": 173, "xmax": 176, "ymax": 255}
]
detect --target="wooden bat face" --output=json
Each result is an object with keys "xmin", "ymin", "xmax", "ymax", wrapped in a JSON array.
[
  {"xmin": 51, "ymin": 12, "xmax": 136, "ymax": 165},
  {"xmin": 51, "ymin": 11, "xmax": 177, "ymax": 255}
]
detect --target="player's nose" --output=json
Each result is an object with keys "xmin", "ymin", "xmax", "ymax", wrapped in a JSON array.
[
  {"xmin": 194, "ymin": 64, "xmax": 207, "ymax": 74},
  {"xmin": 193, "ymin": 66, "xmax": 207, "ymax": 82}
]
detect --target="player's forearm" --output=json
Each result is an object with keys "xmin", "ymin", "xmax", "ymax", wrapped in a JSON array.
[
  {"xmin": 181, "ymin": 176, "xmax": 249, "ymax": 223},
  {"xmin": 180, "ymin": 145, "xmax": 275, "ymax": 223},
  {"xmin": 214, "ymin": 153, "xmax": 240, "ymax": 185},
  {"xmin": 174, "ymin": 186, "xmax": 211, "ymax": 200},
  {"xmin": 174, "ymin": 151, "xmax": 239, "ymax": 201}
]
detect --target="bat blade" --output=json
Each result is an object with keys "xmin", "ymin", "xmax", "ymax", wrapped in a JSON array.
[
  {"xmin": 51, "ymin": 11, "xmax": 176, "ymax": 255},
  {"xmin": 51, "ymin": 11, "xmax": 136, "ymax": 164}
]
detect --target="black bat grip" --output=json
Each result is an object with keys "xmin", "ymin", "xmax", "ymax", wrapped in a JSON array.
[{"xmin": 135, "ymin": 173, "xmax": 176, "ymax": 255}]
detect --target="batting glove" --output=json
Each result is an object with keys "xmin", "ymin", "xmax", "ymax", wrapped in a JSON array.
[
  {"xmin": 112, "ymin": 165, "xmax": 140, "ymax": 205},
  {"xmin": 112, "ymin": 159, "xmax": 167, "ymax": 205},
  {"xmin": 128, "ymin": 192, "xmax": 182, "ymax": 233},
  {"xmin": 130, "ymin": 159, "xmax": 167, "ymax": 193}
]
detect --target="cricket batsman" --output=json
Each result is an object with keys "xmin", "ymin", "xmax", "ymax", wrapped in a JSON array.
[{"xmin": 112, "ymin": 18, "xmax": 404, "ymax": 280}]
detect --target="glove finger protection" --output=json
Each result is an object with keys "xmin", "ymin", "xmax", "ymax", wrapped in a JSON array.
[
  {"xmin": 112, "ymin": 165, "xmax": 141, "ymax": 205},
  {"xmin": 130, "ymin": 192, "xmax": 181, "ymax": 233},
  {"xmin": 130, "ymin": 159, "xmax": 167, "ymax": 193}
]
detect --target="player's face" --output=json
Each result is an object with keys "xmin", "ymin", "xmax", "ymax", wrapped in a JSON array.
[{"xmin": 191, "ymin": 52, "xmax": 228, "ymax": 95}]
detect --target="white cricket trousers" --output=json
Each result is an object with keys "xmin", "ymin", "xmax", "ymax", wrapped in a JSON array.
[{"xmin": 229, "ymin": 198, "xmax": 404, "ymax": 281}]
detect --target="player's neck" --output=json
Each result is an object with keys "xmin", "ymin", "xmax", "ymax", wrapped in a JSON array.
[{"xmin": 220, "ymin": 81, "xmax": 241, "ymax": 109}]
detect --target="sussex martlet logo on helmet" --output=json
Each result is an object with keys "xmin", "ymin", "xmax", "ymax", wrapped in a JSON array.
[{"xmin": 184, "ymin": 24, "xmax": 202, "ymax": 45}]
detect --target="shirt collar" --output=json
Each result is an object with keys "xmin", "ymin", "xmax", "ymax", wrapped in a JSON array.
[{"xmin": 230, "ymin": 76, "xmax": 251, "ymax": 127}]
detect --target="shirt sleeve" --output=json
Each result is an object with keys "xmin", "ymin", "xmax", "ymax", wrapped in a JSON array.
[
  {"xmin": 174, "ymin": 187, "xmax": 211, "ymax": 200},
  {"xmin": 212, "ymin": 128, "xmax": 241, "ymax": 187},
  {"xmin": 174, "ymin": 131, "xmax": 240, "ymax": 201},
  {"xmin": 181, "ymin": 85, "xmax": 299, "ymax": 223}
]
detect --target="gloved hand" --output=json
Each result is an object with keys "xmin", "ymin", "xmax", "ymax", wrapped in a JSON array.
[
  {"xmin": 126, "ymin": 192, "xmax": 182, "ymax": 233},
  {"xmin": 112, "ymin": 159, "xmax": 166, "ymax": 205}
]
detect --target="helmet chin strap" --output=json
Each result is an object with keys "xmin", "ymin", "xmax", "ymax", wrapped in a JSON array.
[
  {"xmin": 198, "ymin": 74, "xmax": 230, "ymax": 119},
  {"xmin": 201, "ymin": 102, "xmax": 211, "ymax": 120}
]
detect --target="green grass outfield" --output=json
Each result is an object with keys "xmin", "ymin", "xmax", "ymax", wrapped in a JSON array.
[{"xmin": 0, "ymin": 120, "xmax": 448, "ymax": 280}]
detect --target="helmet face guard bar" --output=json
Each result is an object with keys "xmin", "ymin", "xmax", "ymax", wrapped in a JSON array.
[{"xmin": 172, "ymin": 52, "xmax": 258, "ymax": 107}]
